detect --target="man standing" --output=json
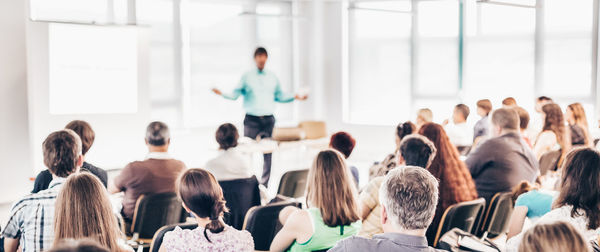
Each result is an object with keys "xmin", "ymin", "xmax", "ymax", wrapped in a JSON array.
[
  {"xmin": 465, "ymin": 108, "xmax": 539, "ymax": 203},
  {"xmin": 212, "ymin": 47, "xmax": 307, "ymax": 186}
]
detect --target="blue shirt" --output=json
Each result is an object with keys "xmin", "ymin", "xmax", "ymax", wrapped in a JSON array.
[
  {"xmin": 515, "ymin": 190, "xmax": 555, "ymax": 218},
  {"xmin": 473, "ymin": 116, "xmax": 490, "ymax": 141},
  {"xmin": 222, "ymin": 68, "xmax": 294, "ymax": 116}
]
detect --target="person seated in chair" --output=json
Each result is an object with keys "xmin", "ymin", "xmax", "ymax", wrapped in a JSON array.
[
  {"xmin": 269, "ymin": 150, "xmax": 361, "ymax": 252},
  {"xmin": 329, "ymin": 131, "xmax": 360, "ymax": 187},
  {"xmin": 330, "ymin": 167, "xmax": 444, "ymax": 252},
  {"xmin": 205, "ymin": 123, "xmax": 253, "ymax": 181},
  {"xmin": 109, "ymin": 121, "xmax": 186, "ymax": 223},
  {"xmin": 159, "ymin": 168, "xmax": 254, "ymax": 251},
  {"xmin": 32, "ymin": 120, "xmax": 107, "ymax": 193}
]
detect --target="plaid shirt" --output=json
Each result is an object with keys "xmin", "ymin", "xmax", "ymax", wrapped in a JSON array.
[{"xmin": 2, "ymin": 177, "xmax": 66, "ymax": 252}]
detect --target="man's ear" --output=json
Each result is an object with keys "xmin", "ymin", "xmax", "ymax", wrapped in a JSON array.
[
  {"xmin": 397, "ymin": 154, "xmax": 405, "ymax": 166},
  {"xmin": 76, "ymin": 154, "xmax": 84, "ymax": 168},
  {"xmin": 380, "ymin": 205, "xmax": 388, "ymax": 226}
]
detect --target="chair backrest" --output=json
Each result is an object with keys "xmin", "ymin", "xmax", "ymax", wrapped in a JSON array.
[
  {"xmin": 432, "ymin": 198, "xmax": 486, "ymax": 247},
  {"xmin": 131, "ymin": 192, "xmax": 185, "ymax": 239},
  {"xmin": 149, "ymin": 223, "xmax": 198, "ymax": 252},
  {"xmin": 243, "ymin": 201, "xmax": 302, "ymax": 251},
  {"xmin": 539, "ymin": 150, "xmax": 561, "ymax": 176},
  {"xmin": 478, "ymin": 192, "xmax": 514, "ymax": 238},
  {"xmin": 277, "ymin": 169, "xmax": 309, "ymax": 199},
  {"xmin": 219, "ymin": 176, "xmax": 261, "ymax": 230},
  {"xmin": 299, "ymin": 121, "xmax": 327, "ymax": 139}
]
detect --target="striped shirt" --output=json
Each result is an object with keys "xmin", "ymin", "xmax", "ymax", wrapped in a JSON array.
[{"xmin": 2, "ymin": 177, "xmax": 66, "ymax": 252}]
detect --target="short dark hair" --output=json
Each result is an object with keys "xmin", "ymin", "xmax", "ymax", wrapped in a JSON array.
[
  {"xmin": 537, "ymin": 96, "xmax": 553, "ymax": 102},
  {"xmin": 330, "ymin": 132, "xmax": 356, "ymax": 159},
  {"xmin": 491, "ymin": 108, "xmax": 520, "ymax": 130},
  {"xmin": 513, "ymin": 106, "xmax": 530, "ymax": 130},
  {"xmin": 48, "ymin": 239, "xmax": 109, "ymax": 252},
  {"xmin": 399, "ymin": 134, "xmax": 437, "ymax": 169},
  {"xmin": 455, "ymin": 104, "xmax": 470, "ymax": 120},
  {"xmin": 396, "ymin": 121, "xmax": 416, "ymax": 140},
  {"xmin": 477, "ymin": 99, "xmax": 493, "ymax": 115},
  {"xmin": 254, "ymin": 47, "xmax": 268, "ymax": 58},
  {"xmin": 43, "ymin": 130, "xmax": 81, "ymax": 178},
  {"xmin": 216, "ymin": 123, "xmax": 239, "ymax": 150},
  {"xmin": 65, "ymin": 120, "xmax": 95, "ymax": 155},
  {"xmin": 145, "ymin": 121, "xmax": 170, "ymax": 146}
]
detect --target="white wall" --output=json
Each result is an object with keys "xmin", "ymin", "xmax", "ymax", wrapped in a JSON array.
[{"xmin": 0, "ymin": 0, "xmax": 33, "ymax": 203}]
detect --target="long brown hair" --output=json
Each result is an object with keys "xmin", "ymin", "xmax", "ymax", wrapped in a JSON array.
[
  {"xmin": 519, "ymin": 221, "xmax": 591, "ymax": 252},
  {"xmin": 541, "ymin": 103, "xmax": 571, "ymax": 161},
  {"xmin": 306, "ymin": 150, "xmax": 360, "ymax": 227},
  {"xmin": 567, "ymin": 103, "xmax": 592, "ymax": 146},
  {"xmin": 178, "ymin": 169, "xmax": 228, "ymax": 242},
  {"xmin": 418, "ymin": 123, "xmax": 478, "ymax": 210},
  {"xmin": 554, "ymin": 147, "xmax": 600, "ymax": 230},
  {"xmin": 54, "ymin": 173, "xmax": 124, "ymax": 251}
]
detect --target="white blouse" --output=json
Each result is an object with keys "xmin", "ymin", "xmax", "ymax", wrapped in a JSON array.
[
  {"xmin": 533, "ymin": 131, "xmax": 560, "ymax": 159},
  {"xmin": 205, "ymin": 148, "xmax": 253, "ymax": 181}
]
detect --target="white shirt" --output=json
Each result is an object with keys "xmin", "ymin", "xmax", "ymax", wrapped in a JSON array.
[
  {"xmin": 146, "ymin": 152, "xmax": 173, "ymax": 160},
  {"xmin": 445, "ymin": 122, "xmax": 473, "ymax": 147},
  {"xmin": 205, "ymin": 148, "xmax": 253, "ymax": 181}
]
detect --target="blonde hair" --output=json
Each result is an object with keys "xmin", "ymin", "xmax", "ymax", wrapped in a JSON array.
[
  {"xmin": 306, "ymin": 150, "xmax": 360, "ymax": 227},
  {"xmin": 519, "ymin": 222, "xmax": 590, "ymax": 252},
  {"xmin": 417, "ymin": 108, "xmax": 434, "ymax": 123},
  {"xmin": 54, "ymin": 172, "xmax": 125, "ymax": 251},
  {"xmin": 568, "ymin": 103, "xmax": 592, "ymax": 146}
]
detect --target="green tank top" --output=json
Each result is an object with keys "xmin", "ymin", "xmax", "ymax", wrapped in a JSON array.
[{"xmin": 287, "ymin": 208, "xmax": 361, "ymax": 252}]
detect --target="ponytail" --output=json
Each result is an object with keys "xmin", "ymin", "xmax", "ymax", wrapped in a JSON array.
[{"xmin": 202, "ymin": 199, "xmax": 227, "ymax": 242}]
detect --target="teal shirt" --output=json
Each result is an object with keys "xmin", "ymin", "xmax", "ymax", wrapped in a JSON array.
[
  {"xmin": 287, "ymin": 208, "xmax": 361, "ymax": 252},
  {"xmin": 222, "ymin": 68, "xmax": 295, "ymax": 116},
  {"xmin": 515, "ymin": 190, "xmax": 556, "ymax": 218}
]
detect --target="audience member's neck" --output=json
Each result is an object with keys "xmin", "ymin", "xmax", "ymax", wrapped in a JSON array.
[
  {"xmin": 195, "ymin": 215, "xmax": 224, "ymax": 229},
  {"xmin": 500, "ymin": 129, "xmax": 520, "ymax": 136},
  {"xmin": 148, "ymin": 145, "xmax": 169, "ymax": 153},
  {"xmin": 454, "ymin": 119, "xmax": 466, "ymax": 124},
  {"xmin": 384, "ymin": 226, "xmax": 427, "ymax": 237}
]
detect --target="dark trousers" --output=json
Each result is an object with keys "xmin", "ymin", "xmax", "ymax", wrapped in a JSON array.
[{"xmin": 244, "ymin": 114, "xmax": 275, "ymax": 186}]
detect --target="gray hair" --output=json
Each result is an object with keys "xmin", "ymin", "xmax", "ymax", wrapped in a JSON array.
[
  {"xmin": 379, "ymin": 166, "xmax": 439, "ymax": 230},
  {"xmin": 146, "ymin": 121, "xmax": 170, "ymax": 146}
]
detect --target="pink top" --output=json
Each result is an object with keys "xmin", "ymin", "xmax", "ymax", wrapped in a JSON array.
[{"xmin": 162, "ymin": 225, "xmax": 254, "ymax": 252}]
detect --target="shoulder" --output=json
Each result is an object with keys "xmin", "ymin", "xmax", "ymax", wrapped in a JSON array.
[
  {"xmin": 331, "ymin": 236, "xmax": 373, "ymax": 251},
  {"xmin": 163, "ymin": 226, "xmax": 196, "ymax": 243}
]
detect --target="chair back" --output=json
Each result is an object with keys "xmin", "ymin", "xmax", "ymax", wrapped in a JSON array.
[
  {"xmin": 299, "ymin": 121, "xmax": 327, "ymax": 139},
  {"xmin": 478, "ymin": 192, "xmax": 514, "ymax": 238},
  {"xmin": 219, "ymin": 176, "xmax": 261, "ymax": 230},
  {"xmin": 457, "ymin": 146, "xmax": 472, "ymax": 156},
  {"xmin": 277, "ymin": 169, "xmax": 309, "ymax": 198},
  {"xmin": 243, "ymin": 201, "xmax": 302, "ymax": 251},
  {"xmin": 131, "ymin": 192, "xmax": 185, "ymax": 239},
  {"xmin": 432, "ymin": 198, "xmax": 486, "ymax": 247},
  {"xmin": 149, "ymin": 223, "xmax": 197, "ymax": 252},
  {"xmin": 539, "ymin": 150, "xmax": 561, "ymax": 176}
]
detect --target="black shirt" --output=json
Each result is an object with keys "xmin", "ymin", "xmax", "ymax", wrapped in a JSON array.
[
  {"xmin": 465, "ymin": 132, "xmax": 539, "ymax": 203},
  {"xmin": 31, "ymin": 162, "xmax": 108, "ymax": 193},
  {"xmin": 570, "ymin": 124, "xmax": 586, "ymax": 146}
]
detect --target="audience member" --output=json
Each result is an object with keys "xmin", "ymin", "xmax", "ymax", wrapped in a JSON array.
[
  {"xmin": 419, "ymin": 123, "xmax": 478, "ymax": 244},
  {"xmin": 330, "ymin": 167, "xmax": 444, "ymax": 252},
  {"xmin": 506, "ymin": 148, "xmax": 600, "ymax": 251},
  {"xmin": 32, "ymin": 120, "xmax": 107, "ymax": 193},
  {"xmin": 513, "ymin": 106, "xmax": 533, "ymax": 148},
  {"xmin": 159, "ymin": 169, "xmax": 254, "ymax": 251},
  {"xmin": 369, "ymin": 121, "xmax": 416, "ymax": 180},
  {"xmin": 529, "ymin": 96, "xmax": 554, "ymax": 141},
  {"xmin": 330, "ymin": 132, "xmax": 360, "ymax": 186},
  {"xmin": 518, "ymin": 222, "xmax": 591, "ymax": 252},
  {"xmin": 503, "ymin": 97, "xmax": 518, "ymax": 107},
  {"xmin": 507, "ymin": 181, "xmax": 556, "ymax": 240},
  {"xmin": 270, "ymin": 150, "xmax": 361, "ymax": 251},
  {"xmin": 416, "ymin": 108, "xmax": 433, "ymax": 129},
  {"xmin": 359, "ymin": 134, "xmax": 436, "ymax": 238},
  {"xmin": 534, "ymin": 103, "xmax": 571, "ymax": 161},
  {"xmin": 465, "ymin": 108, "xmax": 539, "ymax": 203},
  {"xmin": 566, "ymin": 103, "xmax": 592, "ymax": 147},
  {"xmin": 3, "ymin": 130, "xmax": 83, "ymax": 252},
  {"xmin": 473, "ymin": 99, "xmax": 492, "ymax": 144},
  {"xmin": 110, "ymin": 121, "xmax": 186, "ymax": 223},
  {"xmin": 48, "ymin": 240, "xmax": 110, "ymax": 252},
  {"xmin": 205, "ymin": 123, "xmax": 253, "ymax": 181},
  {"xmin": 54, "ymin": 173, "xmax": 131, "ymax": 252},
  {"xmin": 443, "ymin": 104, "xmax": 472, "ymax": 147}
]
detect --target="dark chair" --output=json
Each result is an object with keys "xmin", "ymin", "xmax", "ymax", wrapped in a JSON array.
[
  {"xmin": 539, "ymin": 150, "xmax": 561, "ymax": 176},
  {"xmin": 243, "ymin": 201, "xmax": 302, "ymax": 251},
  {"xmin": 277, "ymin": 169, "xmax": 309, "ymax": 198},
  {"xmin": 149, "ymin": 223, "xmax": 198, "ymax": 252},
  {"xmin": 457, "ymin": 146, "xmax": 472, "ymax": 156},
  {"xmin": 219, "ymin": 176, "xmax": 261, "ymax": 230},
  {"xmin": 594, "ymin": 138, "xmax": 600, "ymax": 147},
  {"xmin": 128, "ymin": 192, "xmax": 186, "ymax": 244},
  {"xmin": 432, "ymin": 198, "xmax": 486, "ymax": 247},
  {"xmin": 478, "ymin": 192, "xmax": 514, "ymax": 239}
]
